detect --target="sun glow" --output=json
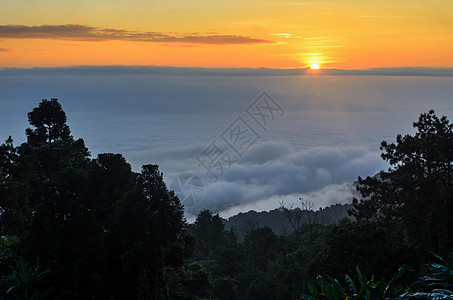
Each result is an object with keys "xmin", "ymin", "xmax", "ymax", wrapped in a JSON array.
[{"xmin": 310, "ymin": 64, "xmax": 320, "ymax": 70}]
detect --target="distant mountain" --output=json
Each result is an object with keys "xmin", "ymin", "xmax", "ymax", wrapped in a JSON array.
[{"xmin": 224, "ymin": 203, "xmax": 354, "ymax": 236}]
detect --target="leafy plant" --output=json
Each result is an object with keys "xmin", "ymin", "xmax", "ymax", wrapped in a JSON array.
[
  {"xmin": 301, "ymin": 266, "xmax": 405, "ymax": 300},
  {"xmin": 397, "ymin": 251, "xmax": 453, "ymax": 299},
  {"xmin": 1, "ymin": 257, "xmax": 54, "ymax": 300}
]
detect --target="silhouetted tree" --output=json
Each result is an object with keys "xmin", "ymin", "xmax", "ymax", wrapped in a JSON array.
[
  {"xmin": 102, "ymin": 164, "xmax": 191, "ymax": 299},
  {"xmin": 0, "ymin": 137, "xmax": 28, "ymax": 236},
  {"xmin": 0, "ymin": 99, "xmax": 194, "ymax": 299},
  {"xmin": 350, "ymin": 110, "xmax": 453, "ymax": 255},
  {"xmin": 25, "ymin": 98, "xmax": 72, "ymax": 145},
  {"xmin": 191, "ymin": 210, "xmax": 227, "ymax": 258}
]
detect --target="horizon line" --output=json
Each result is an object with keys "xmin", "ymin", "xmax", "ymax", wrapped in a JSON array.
[{"xmin": 1, "ymin": 65, "xmax": 453, "ymax": 77}]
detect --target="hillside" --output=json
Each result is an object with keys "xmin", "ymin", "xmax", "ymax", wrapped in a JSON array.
[{"xmin": 224, "ymin": 203, "xmax": 353, "ymax": 235}]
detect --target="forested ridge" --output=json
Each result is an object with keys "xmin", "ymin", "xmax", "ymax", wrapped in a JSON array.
[
  {"xmin": 0, "ymin": 99, "xmax": 452, "ymax": 299},
  {"xmin": 223, "ymin": 203, "xmax": 353, "ymax": 235}
]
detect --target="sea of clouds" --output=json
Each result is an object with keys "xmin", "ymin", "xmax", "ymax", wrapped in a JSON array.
[{"xmin": 1, "ymin": 66, "xmax": 452, "ymax": 219}]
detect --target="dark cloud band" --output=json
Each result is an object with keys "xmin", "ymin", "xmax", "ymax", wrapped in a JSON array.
[
  {"xmin": 1, "ymin": 65, "xmax": 452, "ymax": 77},
  {"xmin": 0, "ymin": 24, "xmax": 273, "ymax": 45}
]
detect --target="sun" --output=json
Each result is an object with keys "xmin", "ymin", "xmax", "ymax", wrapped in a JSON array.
[{"xmin": 310, "ymin": 64, "xmax": 320, "ymax": 70}]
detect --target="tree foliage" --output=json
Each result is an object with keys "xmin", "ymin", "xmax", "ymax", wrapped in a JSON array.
[
  {"xmin": 350, "ymin": 110, "xmax": 453, "ymax": 255},
  {"xmin": 0, "ymin": 99, "xmax": 194, "ymax": 299},
  {"xmin": 25, "ymin": 98, "xmax": 72, "ymax": 145},
  {"xmin": 1, "ymin": 102, "xmax": 452, "ymax": 299}
]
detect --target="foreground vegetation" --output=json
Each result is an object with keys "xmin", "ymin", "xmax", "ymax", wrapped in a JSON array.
[{"xmin": 0, "ymin": 99, "xmax": 452, "ymax": 299}]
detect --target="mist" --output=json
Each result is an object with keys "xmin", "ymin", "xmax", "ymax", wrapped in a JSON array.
[{"xmin": 1, "ymin": 66, "xmax": 452, "ymax": 218}]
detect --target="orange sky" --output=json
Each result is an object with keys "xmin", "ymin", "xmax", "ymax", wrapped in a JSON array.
[{"xmin": 1, "ymin": 0, "xmax": 452, "ymax": 69}]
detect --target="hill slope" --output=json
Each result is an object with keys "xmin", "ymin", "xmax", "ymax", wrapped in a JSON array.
[{"xmin": 224, "ymin": 203, "xmax": 353, "ymax": 235}]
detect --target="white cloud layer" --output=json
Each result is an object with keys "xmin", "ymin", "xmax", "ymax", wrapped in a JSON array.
[
  {"xmin": 173, "ymin": 141, "xmax": 387, "ymax": 217},
  {"xmin": 1, "ymin": 66, "xmax": 452, "ymax": 218}
]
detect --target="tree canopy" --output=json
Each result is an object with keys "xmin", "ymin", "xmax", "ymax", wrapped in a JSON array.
[
  {"xmin": 25, "ymin": 98, "xmax": 72, "ymax": 145},
  {"xmin": 350, "ymin": 110, "xmax": 453, "ymax": 255},
  {"xmin": 0, "ymin": 99, "xmax": 193, "ymax": 299},
  {"xmin": 1, "ymin": 102, "xmax": 452, "ymax": 299}
]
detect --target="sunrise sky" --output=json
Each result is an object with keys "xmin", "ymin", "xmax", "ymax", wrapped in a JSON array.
[
  {"xmin": 1, "ymin": 0, "xmax": 452, "ymax": 69},
  {"xmin": 1, "ymin": 1, "xmax": 453, "ymax": 218}
]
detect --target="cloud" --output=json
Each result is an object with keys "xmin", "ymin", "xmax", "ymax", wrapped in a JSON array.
[
  {"xmin": 1, "ymin": 66, "xmax": 451, "ymax": 220},
  {"xmin": 218, "ymin": 183, "xmax": 358, "ymax": 219},
  {"xmin": 0, "ymin": 24, "xmax": 273, "ymax": 45},
  {"xmin": 176, "ymin": 141, "xmax": 389, "ymax": 217},
  {"xmin": 0, "ymin": 48, "xmax": 11, "ymax": 52},
  {"xmin": 120, "ymin": 142, "xmax": 384, "ymax": 219},
  {"xmin": 323, "ymin": 67, "xmax": 453, "ymax": 77},
  {"xmin": 2, "ymin": 65, "xmax": 453, "ymax": 78}
]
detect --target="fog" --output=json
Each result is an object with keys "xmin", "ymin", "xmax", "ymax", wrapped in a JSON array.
[{"xmin": 1, "ymin": 66, "xmax": 452, "ymax": 218}]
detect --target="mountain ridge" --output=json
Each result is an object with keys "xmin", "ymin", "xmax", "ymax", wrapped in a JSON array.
[{"xmin": 223, "ymin": 202, "xmax": 353, "ymax": 236}]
